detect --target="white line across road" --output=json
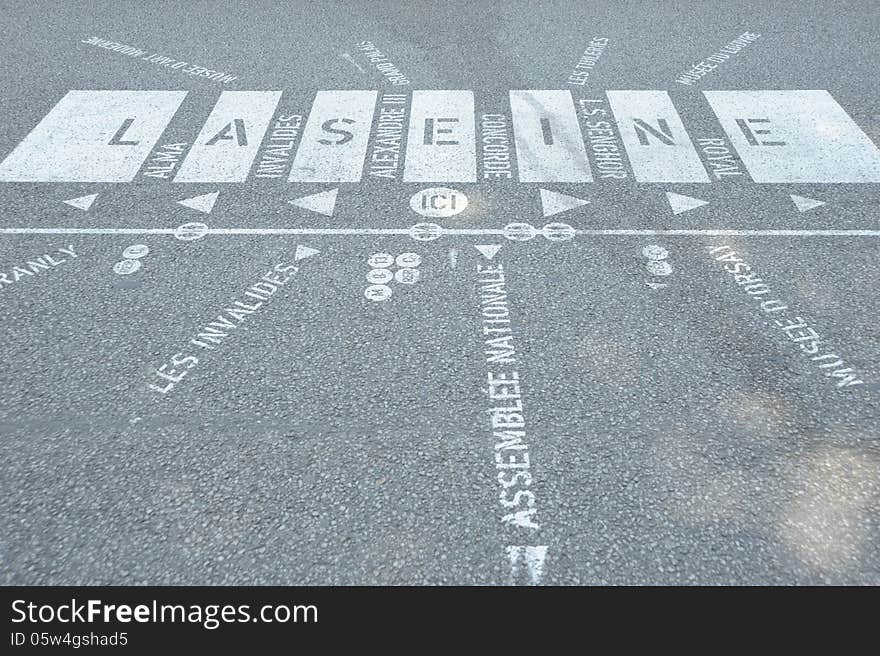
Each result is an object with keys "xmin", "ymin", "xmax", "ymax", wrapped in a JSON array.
[{"xmin": 1, "ymin": 227, "xmax": 879, "ymax": 237}]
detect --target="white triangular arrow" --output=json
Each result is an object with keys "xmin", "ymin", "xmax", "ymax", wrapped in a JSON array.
[
  {"xmin": 474, "ymin": 244, "xmax": 501, "ymax": 260},
  {"xmin": 178, "ymin": 192, "xmax": 219, "ymax": 214},
  {"xmin": 539, "ymin": 188, "xmax": 589, "ymax": 218},
  {"xmin": 287, "ymin": 188, "xmax": 338, "ymax": 217},
  {"xmin": 506, "ymin": 546, "xmax": 548, "ymax": 585},
  {"xmin": 63, "ymin": 193, "xmax": 98, "ymax": 211},
  {"xmin": 666, "ymin": 192, "xmax": 708, "ymax": 215},
  {"xmin": 294, "ymin": 244, "xmax": 320, "ymax": 261},
  {"xmin": 790, "ymin": 194, "xmax": 825, "ymax": 213}
]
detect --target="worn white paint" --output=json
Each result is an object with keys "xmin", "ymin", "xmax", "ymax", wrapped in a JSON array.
[
  {"xmin": 509, "ymin": 90, "xmax": 592, "ymax": 182},
  {"xmin": 63, "ymin": 194, "xmax": 99, "ymax": 211},
  {"xmin": 368, "ymin": 253, "xmax": 395, "ymax": 267},
  {"xmin": 476, "ymin": 264, "xmax": 542, "ymax": 536},
  {"xmin": 395, "ymin": 253, "xmax": 421, "ymax": 268},
  {"xmin": 6, "ymin": 88, "xmax": 880, "ymax": 187},
  {"xmin": 364, "ymin": 284, "xmax": 392, "ymax": 301},
  {"xmin": 394, "ymin": 268, "xmax": 419, "ymax": 284},
  {"xmin": 646, "ymin": 260, "xmax": 673, "ymax": 276},
  {"xmin": 642, "ymin": 244, "xmax": 668, "ymax": 260},
  {"xmin": 289, "ymin": 90, "xmax": 377, "ymax": 182},
  {"xmin": 0, "ymin": 90, "xmax": 187, "ymax": 182},
  {"xmin": 148, "ymin": 259, "xmax": 300, "ymax": 395},
  {"xmin": 1, "ymin": 226, "xmax": 880, "ymax": 237},
  {"xmin": 409, "ymin": 222, "xmax": 444, "ymax": 241},
  {"xmin": 409, "ymin": 187, "xmax": 468, "ymax": 217},
  {"xmin": 174, "ymin": 91, "xmax": 280, "ymax": 182},
  {"xmin": 708, "ymin": 244, "xmax": 865, "ymax": 388},
  {"xmin": 666, "ymin": 191, "xmax": 708, "ymax": 215},
  {"xmin": 790, "ymin": 194, "xmax": 825, "ymax": 212},
  {"xmin": 506, "ymin": 546, "xmax": 549, "ymax": 585},
  {"xmin": 539, "ymin": 188, "xmax": 589, "ymax": 217},
  {"xmin": 542, "ymin": 222, "xmax": 576, "ymax": 241},
  {"xmin": 294, "ymin": 244, "xmax": 320, "ymax": 261},
  {"xmin": 607, "ymin": 90, "xmax": 709, "ymax": 182},
  {"xmin": 339, "ymin": 52, "xmax": 368, "ymax": 75},
  {"xmin": 113, "ymin": 259, "xmax": 141, "ymax": 275},
  {"xmin": 177, "ymin": 191, "xmax": 219, "ymax": 214},
  {"xmin": 704, "ymin": 90, "xmax": 880, "ymax": 182},
  {"xmin": 474, "ymin": 244, "xmax": 501, "ymax": 259},
  {"xmin": 288, "ymin": 188, "xmax": 338, "ymax": 217},
  {"xmin": 173, "ymin": 222, "xmax": 209, "ymax": 241},
  {"xmin": 366, "ymin": 268, "xmax": 393, "ymax": 285},
  {"xmin": 0, "ymin": 246, "xmax": 79, "ymax": 291},
  {"xmin": 122, "ymin": 244, "xmax": 149, "ymax": 259},
  {"xmin": 404, "ymin": 91, "xmax": 476, "ymax": 182},
  {"xmin": 504, "ymin": 223, "xmax": 538, "ymax": 241}
]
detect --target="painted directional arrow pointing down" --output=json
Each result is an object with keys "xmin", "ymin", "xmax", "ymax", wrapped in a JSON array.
[
  {"xmin": 539, "ymin": 188, "xmax": 589, "ymax": 218},
  {"xmin": 474, "ymin": 244, "xmax": 501, "ymax": 260},
  {"xmin": 178, "ymin": 191, "xmax": 219, "ymax": 214},
  {"xmin": 63, "ymin": 193, "xmax": 99, "ymax": 211},
  {"xmin": 666, "ymin": 192, "xmax": 709, "ymax": 215},
  {"xmin": 287, "ymin": 188, "xmax": 338, "ymax": 217}
]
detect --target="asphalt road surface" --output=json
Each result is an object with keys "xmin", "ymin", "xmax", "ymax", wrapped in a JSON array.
[{"xmin": 1, "ymin": 0, "xmax": 878, "ymax": 585}]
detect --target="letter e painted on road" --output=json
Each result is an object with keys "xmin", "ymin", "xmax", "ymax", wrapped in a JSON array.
[
  {"xmin": 404, "ymin": 90, "xmax": 476, "ymax": 182},
  {"xmin": 704, "ymin": 90, "xmax": 880, "ymax": 182}
]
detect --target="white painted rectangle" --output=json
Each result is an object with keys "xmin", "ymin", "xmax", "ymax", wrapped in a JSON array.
[
  {"xmin": 509, "ymin": 90, "xmax": 592, "ymax": 182},
  {"xmin": 0, "ymin": 90, "xmax": 187, "ymax": 182},
  {"xmin": 289, "ymin": 90, "xmax": 377, "ymax": 182},
  {"xmin": 175, "ymin": 91, "xmax": 281, "ymax": 182},
  {"xmin": 704, "ymin": 90, "xmax": 880, "ymax": 182},
  {"xmin": 607, "ymin": 90, "xmax": 709, "ymax": 182},
  {"xmin": 404, "ymin": 90, "xmax": 476, "ymax": 182}
]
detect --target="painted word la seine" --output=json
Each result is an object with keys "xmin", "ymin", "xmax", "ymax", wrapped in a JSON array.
[{"xmin": 1, "ymin": 90, "xmax": 879, "ymax": 184}]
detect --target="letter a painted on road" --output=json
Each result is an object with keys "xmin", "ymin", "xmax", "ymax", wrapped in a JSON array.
[{"xmin": 176, "ymin": 91, "xmax": 281, "ymax": 182}]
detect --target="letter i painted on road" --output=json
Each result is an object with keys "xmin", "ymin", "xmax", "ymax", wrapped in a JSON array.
[
  {"xmin": 0, "ymin": 90, "xmax": 187, "ymax": 182},
  {"xmin": 606, "ymin": 90, "xmax": 709, "ymax": 182},
  {"xmin": 704, "ymin": 90, "xmax": 880, "ymax": 182},
  {"xmin": 403, "ymin": 90, "xmax": 477, "ymax": 182},
  {"xmin": 509, "ymin": 90, "xmax": 592, "ymax": 182},
  {"xmin": 289, "ymin": 90, "xmax": 378, "ymax": 182},
  {"xmin": 175, "ymin": 91, "xmax": 281, "ymax": 182}
]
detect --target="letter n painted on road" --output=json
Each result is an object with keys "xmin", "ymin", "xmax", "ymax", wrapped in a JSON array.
[
  {"xmin": 704, "ymin": 90, "xmax": 880, "ymax": 182},
  {"xmin": 175, "ymin": 91, "xmax": 281, "ymax": 182},
  {"xmin": 289, "ymin": 90, "xmax": 377, "ymax": 182},
  {"xmin": 0, "ymin": 90, "xmax": 187, "ymax": 182},
  {"xmin": 404, "ymin": 90, "xmax": 476, "ymax": 182},
  {"xmin": 509, "ymin": 90, "xmax": 592, "ymax": 182},
  {"xmin": 606, "ymin": 90, "xmax": 709, "ymax": 182}
]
